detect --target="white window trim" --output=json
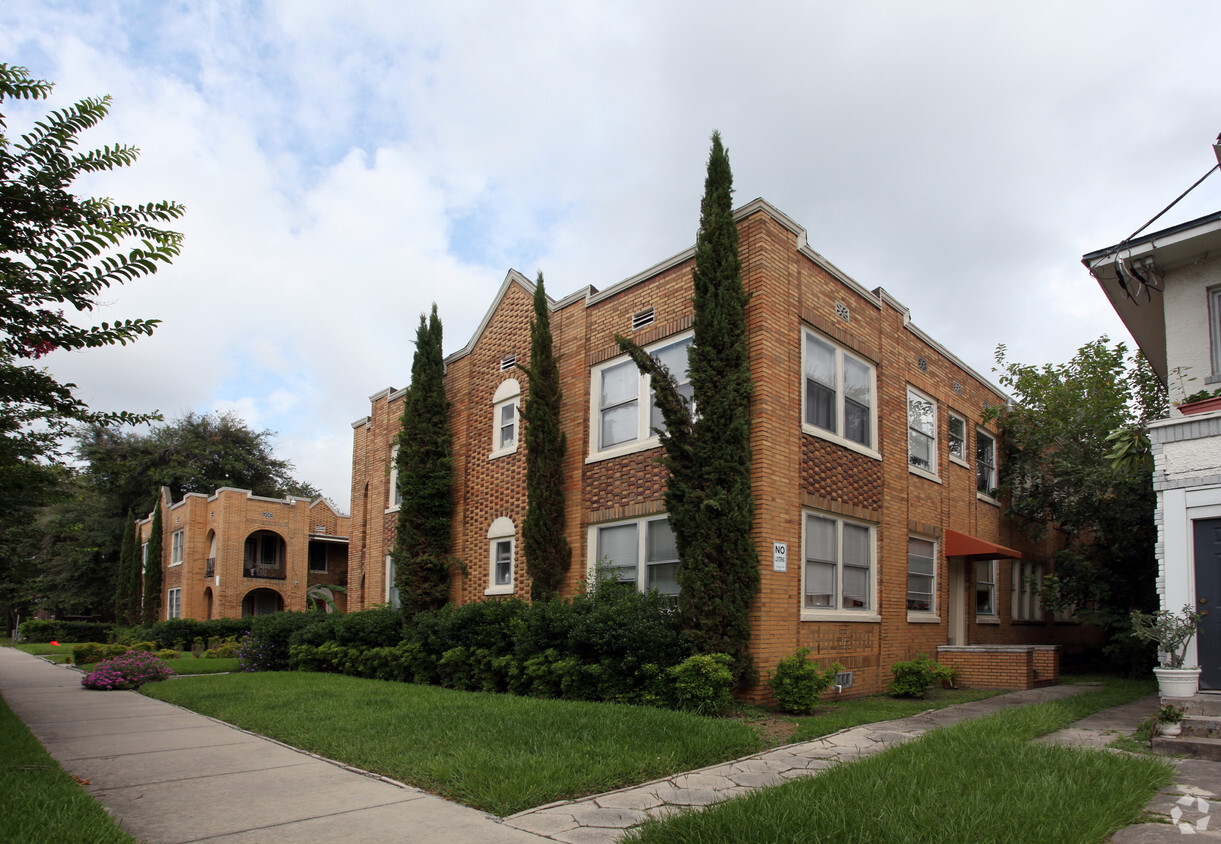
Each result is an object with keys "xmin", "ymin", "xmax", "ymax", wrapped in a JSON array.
[
  {"xmin": 975, "ymin": 559, "xmax": 997, "ymax": 618},
  {"xmin": 386, "ymin": 444, "xmax": 401, "ymax": 514},
  {"xmin": 385, "ymin": 555, "xmax": 400, "ymax": 610},
  {"xmin": 490, "ymin": 379, "xmax": 521, "ymax": 460},
  {"xmin": 800, "ymin": 510, "xmax": 880, "ymax": 622},
  {"xmin": 166, "ymin": 587, "xmax": 181, "ymax": 620},
  {"xmin": 170, "ymin": 530, "xmax": 183, "ymax": 567},
  {"xmin": 486, "ymin": 517, "xmax": 516, "ymax": 596},
  {"xmin": 587, "ymin": 514, "xmax": 680, "ymax": 595},
  {"xmin": 906, "ymin": 535, "xmax": 938, "ymax": 621},
  {"xmin": 976, "ymin": 427, "xmax": 999, "ymax": 504},
  {"xmin": 907, "ymin": 385, "xmax": 939, "ymax": 480},
  {"xmin": 801, "ymin": 327, "xmax": 881, "ymax": 461},
  {"xmin": 587, "ymin": 332, "xmax": 693, "ymax": 463},
  {"xmin": 1210, "ymin": 286, "xmax": 1221, "ymax": 377},
  {"xmin": 947, "ymin": 411, "xmax": 969, "ymax": 468}
]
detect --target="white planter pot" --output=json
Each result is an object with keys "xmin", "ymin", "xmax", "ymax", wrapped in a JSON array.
[
  {"xmin": 1154, "ymin": 667, "xmax": 1202, "ymax": 698},
  {"xmin": 1159, "ymin": 721, "xmax": 1183, "ymax": 737}
]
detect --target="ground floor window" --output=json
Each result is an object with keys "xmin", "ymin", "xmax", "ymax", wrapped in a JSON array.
[
  {"xmin": 975, "ymin": 559, "xmax": 996, "ymax": 615},
  {"xmin": 486, "ymin": 517, "xmax": 516, "ymax": 596},
  {"xmin": 593, "ymin": 516, "xmax": 679, "ymax": 595},
  {"xmin": 1011, "ymin": 560, "xmax": 1042, "ymax": 620},
  {"xmin": 386, "ymin": 556, "xmax": 400, "ymax": 610},
  {"xmin": 907, "ymin": 537, "xmax": 936, "ymax": 612},
  {"xmin": 166, "ymin": 587, "xmax": 181, "ymax": 620},
  {"xmin": 803, "ymin": 512, "xmax": 874, "ymax": 612}
]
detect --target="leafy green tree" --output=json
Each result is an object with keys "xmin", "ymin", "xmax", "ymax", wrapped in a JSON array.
[
  {"xmin": 519, "ymin": 273, "xmax": 570, "ymax": 600},
  {"xmin": 616, "ymin": 131, "xmax": 759, "ymax": 680},
  {"xmin": 393, "ymin": 305, "xmax": 455, "ymax": 614},
  {"xmin": 986, "ymin": 338, "xmax": 1167, "ymax": 667},
  {"xmin": 141, "ymin": 494, "xmax": 163, "ymax": 625}
]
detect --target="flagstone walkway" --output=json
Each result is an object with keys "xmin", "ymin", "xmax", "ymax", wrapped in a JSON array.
[{"xmin": 502, "ymin": 684, "xmax": 1094, "ymax": 843}]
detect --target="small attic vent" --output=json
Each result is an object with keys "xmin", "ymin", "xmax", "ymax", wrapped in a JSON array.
[
  {"xmin": 835, "ymin": 302, "xmax": 850, "ymax": 322},
  {"xmin": 917, "ymin": 357, "xmax": 928, "ymax": 373},
  {"xmin": 952, "ymin": 380, "xmax": 963, "ymax": 395},
  {"xmin": 834, "ymin": 671, "xmax": 853, "ymax": 689},
  {"xmin": 500, "ymin": 355, "xmax": 516, "ymax": 371},
  {"xmin": 631, "ymin": 307, "xmax": 655, "ymax": 331}
]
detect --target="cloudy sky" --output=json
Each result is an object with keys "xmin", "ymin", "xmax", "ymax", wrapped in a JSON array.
[{"xmin": 3, "ymin": 1, "xmax": 1219, "ymax": 510}]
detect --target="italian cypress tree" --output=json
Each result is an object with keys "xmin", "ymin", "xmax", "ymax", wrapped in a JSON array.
[
  {"xmin": 616, "ymin": 131, "xmax": 759, "ymax": 681},
  {"xmin": 123, "ymin": 512, "xmax": 143, "ymax": 624},
  {"xmin": 519, "ymin": 272, "xmax": 570, "ymax": 600},
  {"xmin": 113, "ymin": 509, "xmax": 135, "ymax": 622},
  {"xmin": 141, "ymin": 495, "xmax": 163, "ymax": 625},
  {"xmin": 392, "ymin": 304, "xmax": 454, "ymax": 615}
]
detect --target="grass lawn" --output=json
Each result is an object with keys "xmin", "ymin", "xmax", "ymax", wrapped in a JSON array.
[
  {"xmin": 626, "ymin": 677, "xmax": 1169, "ymax": 844},
  {"xmin": 142, "ymin": 672, "xmax": 763, "ymax": 815},
  {"xmin": 13, "ymin": 644, "xmax": 239, "ymax": 673},
  {"xmin": 771, "ymin": 685, "xmax": 1004, "ymax": 743},
  {"xmin": 0, "ymin": 695, "xmax": 136, "ymax": 843}
]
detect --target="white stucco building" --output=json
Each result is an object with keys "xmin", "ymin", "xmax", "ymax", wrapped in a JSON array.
[{"xmin": 1086, "ymin": 209, "xmax": 1221, "ymax": 687}]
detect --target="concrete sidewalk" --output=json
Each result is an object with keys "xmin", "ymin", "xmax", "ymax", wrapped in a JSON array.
[{"xmin": 0, "ymin": 648, "xmax": 546, "ymax": 843}]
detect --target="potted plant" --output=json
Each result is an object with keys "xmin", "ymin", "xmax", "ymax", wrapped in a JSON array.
[
  {"xmin": 1156, "ymin": 703, "xmax": 1186, "ymax": 737},
  {"xmin": 1131, "ymin": 605, "xmax": 1205, "ymax": 697}
]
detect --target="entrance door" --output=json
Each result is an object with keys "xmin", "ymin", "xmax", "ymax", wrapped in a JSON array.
[
  {"xmin": 1194, "ymin": 518, "xmax": 1221, "ymax": 690},
  {"xmin": 947, "ymin": 558, "xmax": 965, "ymax": 646}
]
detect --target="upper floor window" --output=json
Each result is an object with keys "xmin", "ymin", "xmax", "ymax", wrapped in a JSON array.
[
  {"xmin": 388, "ymin": 445, "xmax": 402, "ymax": 511},
  {"xmin": 976, "ymin": 429, "xmax": 996, "ymax": 496},
  {"xmin": 803, "ymin": 330, "xmax": 875, "ymax": 453},
  {"xmin": 486, "ymin": 517, "xmax": 515, "ymax": 596},
  {"xmin": 803, "ymin": 512, "xmax": 873, "ymax": 613},
  {"xmin": 907, "ymin": 387, "xmax": 937, "ymax": 475},
  {"xmin": 1211, "ymin": 286, "xmax": 1221, "ymax": 376},
  {"xmin": 490, "ymin": 379, "xmax": 521, "ymax": 459},
  {"xmin": 592, "ymin": 334, "xmax": 692, "ymax": 457},
  {"xmin": 948, "ymin": 412, "xmax": 967, "ymax": 464},
  {"xmin": 309, "ymin": 543, "xmax": 328, "ymax": 572},
  {"xmin": 170, "ymin": 530, "xmax": 184, "ymax": 566},
  {"xmin": 593, "ymin": 516, "xmax": 679, "ymax": 596}
]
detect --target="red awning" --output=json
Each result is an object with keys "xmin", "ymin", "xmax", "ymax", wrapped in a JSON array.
[{"xmin": 942, "ymin": 529, "xmax": 1022, "ymax": 560}]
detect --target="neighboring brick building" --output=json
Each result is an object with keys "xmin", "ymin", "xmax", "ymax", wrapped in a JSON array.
[
  {"xmin": 348, "ymin": 198, "xmax": 1088, "ymax": 696},
  {"xmin": 138, "ymin": 487, "xmax": 349, "ymax": 621}
]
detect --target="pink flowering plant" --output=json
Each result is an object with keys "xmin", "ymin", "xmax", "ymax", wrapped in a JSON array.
[{"xmin": 81, "ymin": 650, "xmax": 175, "ymax": 690}]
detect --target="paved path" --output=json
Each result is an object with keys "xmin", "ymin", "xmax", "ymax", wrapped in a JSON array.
[{"xmin": 0, "ymin": 648, "xmax": 546, "ymax": 843}]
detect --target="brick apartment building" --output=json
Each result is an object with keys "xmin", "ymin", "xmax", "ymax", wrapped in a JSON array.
[
  {"xmin": 347, "ymin": 198, "xmax": 1088, "ymax": 696},
  {"xmin": 139, "ymin": 487, "xmax": 349, "ymax": 621}
]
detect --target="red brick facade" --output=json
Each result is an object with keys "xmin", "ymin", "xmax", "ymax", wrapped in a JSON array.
[
  {"xmin": 138, "ymin": 487, "xmax": 349, "ymax": 622},
  {"xmin": 347, "ymin": 199, "xmax": 1094, "ymax": 697}
]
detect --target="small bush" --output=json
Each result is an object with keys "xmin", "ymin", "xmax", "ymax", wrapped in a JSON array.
[
  {"xmin": 205, "ymin": 637, "xmax": 240, "ymax": 659},
  {"xmin": 670, "ymin": 653, "xmax": 735, "ymax": 715},
  {"xmin": 889, "ymin": 654, "xmax": 953, "ymax": 698},
  {"xmin": 71, "ymin": 643, "xmax": 107, "ymax": 665},
  {"xmin": 244, "ymin": 612, "xmax": 333, "ymax": 671},
  {"xmin": 81, "ymin": 651, "xmax": 174, "ymax": 690},
  {"xmin": 236, "ymin": 632, "xmax": 277, "ymax": 672},
  {"xmin": 156, "ymin": 649, "xmax": 180, "ymax": 660},
  {"xmin": 769, "ymin": 648, "xmax": 840, "ymax": 714},
  {"xmin": 128, "ymin": 641, "xmax": 157, "ymax": 652}
]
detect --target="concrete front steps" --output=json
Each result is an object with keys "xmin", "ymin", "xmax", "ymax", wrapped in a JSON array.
[{"xmin": 1152, "ymin": 694, "xmax": 1221, "ymax": 760}]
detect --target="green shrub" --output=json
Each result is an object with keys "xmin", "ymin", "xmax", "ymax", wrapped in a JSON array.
[
  {"xmin": 72, "ymin": 643, "xmax": 107, "ymax": 665},
  {"xmin": 156, "ymin": 649, "xmax": 179, "ymax": 660},
  {"xmin": 204, "ymin": 637, "xmax": 240, "ymax": 659},
  {"xmin": 128, "ymin": 641, "xmax": 156, "ymax": 652},
  {"xmin": 769, "ymin": 648, "xmax": 841, "ymax": 714},
  {"xmin": 18, "ymin": 620, "xmax": 112, "ymax": 643},
  {"xmin": 889, "ymin": 654, "xmax": 953, "ymax": 698},
  {"xmin": 334, "ymin": 607, "xmax": 406, "ymax": 648},
  {"xmin": 670, "ymin": 653, "xmax": 735, "ymax": 715},
  {"xmin": 243, "ymin": 612, "xmax": 333, "ymax": 671}
]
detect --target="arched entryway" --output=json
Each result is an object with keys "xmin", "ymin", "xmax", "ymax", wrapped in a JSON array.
[
  {"xmin": 203, "ymin": 587, "xmax": 214, "ymax": 620},
  {"xmin": 241, "ymin": 588, "xmax": 283, "ymax": 617}
]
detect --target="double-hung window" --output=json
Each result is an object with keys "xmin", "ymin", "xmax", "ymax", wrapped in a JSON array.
[
  {"xmin": 385, "ymin": 556, "xmax": 400, "ymax": 609},
  {"xmin": 803, "ymin": 513, "xmax": 873, "ymax": 613},
  {"xmin": 166, "ymin": 587, "xmax": 181, "ymax": 620},
  {"xmin": 907, "ymin": 537, "xmax": 936, "ymax": 613},
  {"xmin": 486, "ymin": 517, "xmax": 515, "ymax": 595},
  {"xmin": 803, "ymin": 330, "xmax": 875, "ymax": 452},
  {"xmin": 594, "ymin": 334, "xmax": 693, "ymax": 456},
  {"xmin": 593, "ymin": 516, "xmax": 679, "ymax": 595},
  {"xmin": 948, "ymin": 412, "xmax": 967, "ymax": 464},
  {"xmin": 170, "ymin": 530, "xmax": 184, "ymax": 566},
  {"xmin": 1011, "ymin": 561, "xmax": 1042, "ymax": 620},
  {"xmin": 907, "ymin": 387, "xmax": 937, "ymax": 475},
  {"xmin": 1210, "ymin": 286, "xmax": 1221, "ymax": 377},
  {"xmin": 975, "ymin": 560, "xmax": 996, "ymax": 616},
  {"xmin": 976, "ymin": 430, "xmax": 996, "ymax": 496},
  {"xmin": 490, "ymin": 379, "xmax": 521, "ymax": 458},
  {"xmin": 387, "ymin": 445, "xmax": 402, "ymax": 510}
]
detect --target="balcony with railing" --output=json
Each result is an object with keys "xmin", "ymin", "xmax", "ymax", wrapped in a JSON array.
[{"xmin": 205, "ymin": 557, "xmax": 215, "ymax": 577}]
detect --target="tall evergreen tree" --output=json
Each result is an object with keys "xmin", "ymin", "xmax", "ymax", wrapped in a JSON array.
[
  {"xmin": 141, "ymin": 494, "xmax": 163, "ymax": 625},
  {"xmin": 393, "ymin": 305, "xmax": 454, "ymax": 615},
  {"xmin": 617, "ymin": 131, "xmax": 759, "ymax": 680},
  {"xmin": 519, "ymin": 273, "xmax": 570, "ymax": 600},
  {"xmin": 122, "ymin": 511, "xmax": 142, "ymax": 624},
  {"xmin": 114, "ymin": 509, "xmax": 135, "ymax": 621}
]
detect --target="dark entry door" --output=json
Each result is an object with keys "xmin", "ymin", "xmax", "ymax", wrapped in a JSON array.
[{"xmin": 1194, "ymin": 519, "xmax": 1221, "ymax": 689}]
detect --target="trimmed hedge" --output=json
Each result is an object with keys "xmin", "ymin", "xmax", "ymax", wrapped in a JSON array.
[
  {"xmin": 18, "ymin": 620, "xmax": 113, "ymax": 643},
  {"xmin": 115, "ymin": 618, "xmax": 251, "ymax": 650}
]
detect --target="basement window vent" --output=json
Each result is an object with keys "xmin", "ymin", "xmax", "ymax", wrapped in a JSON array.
[
  {"xmin": 631, "ymin": 307, "xmax": 655, "ymax": 331},
  {"xmin": 952, "ymin": 380, "xmax": 963, "ymax": 395},
  {"xmin": 834, "ymin": 671, "xmax": 853, "ymax": 689},
  {"xmin": 917, "ymin": 357, "xmax": 928, "ymax": 373},
  {"xmin": 500, "ymin": 355, "xmax": 516, "ymax": 371},
  {"xmin": 835, "ymin": 302, "xmax": 850, "ymax": 322}
]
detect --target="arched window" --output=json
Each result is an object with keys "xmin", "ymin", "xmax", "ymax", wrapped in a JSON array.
[
  {"xmin": 486, "ymin": 517, "xmax": 516, "ymax": 596},
  {"xmin": 490, "ymin": 379, "xmax": 520, "ymax": 459}
]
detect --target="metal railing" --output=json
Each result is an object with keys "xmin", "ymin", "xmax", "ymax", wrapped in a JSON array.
[{"xmin": 205, "ymin": 557, "xmax": 215, "ymax": 577}]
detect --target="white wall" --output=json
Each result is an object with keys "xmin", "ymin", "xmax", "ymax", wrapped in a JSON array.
[{"xmin": 1164, "ymin": 254, "xmax": 1221, "ymax": 404}]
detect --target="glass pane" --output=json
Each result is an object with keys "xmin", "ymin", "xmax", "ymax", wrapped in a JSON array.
[
  {"xmin": 647, "ymin": 562, "xmax": 680, "ymax": 595},
  {"xmin": 600, "ymin": 360, "xmax": 638, "ymax": 408},
  {"xmin": 805, "ymin": 561, "xmax": 835, "ymax": 607},
  {"xmin": 806, "ymin": 380, "xmax": 836, "ymax": 432},
  {"xmin": 843, "ymin": 564, "xmax": 869, "ymax": 609},
  {"xmin": 651, "ymin": 338, "xmax": 692, "ymax": 384},
  {"xmin": 845, "ymin": 398, "xmax": 869, "ymax": 446},
  {"xmin": 975, "ymin": 560, "xmax": 994, "ymax": 584},
  {"xmin": 908, "ymin": 537, "xmax": 934, "ymax": 575},
  {"xmin": 948, "ymin": 416, "xmax": 965, "ymax": 458},
  {"xmin": 908, "ymin": 393, "xmax": 935, "ymax": 436},
  {"xmin": 843, "ymin": 524, "xmax": 870, "ymax": 566},
  {"xmin": 976, "ymin": 585, "xmax": 994, "ymax": 614},
  {"xmin": 805, "ymin": 335, "xmax": 836, "ymax": 388},
  {"xmin": 806, "ymin": 515, "xmax": 837, "ymax": 563},
  {"xmin": 646, "ymin": 520, "xmax": 678, "ymax": 563},
  {"xmin": 844, "ymin": 356, "xmax": 870, "ymax": 408},
  {"xmin": 495, "ymin": 540, "xmax": 512, "ymax": 585},
  {"xmin": 909, "ymin": 431, "xmax": 933, "ymax": 470},
  {"xmin": 598, "ymin": 524, "xmax": 639, "ymax": 582},
  {"xmin": 907, "ymin": 575, "xmax": 933, "ymax": 611},
  {"xmin": 601, "ymin": 402, "xmax": 638, "ymax": 448}
]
